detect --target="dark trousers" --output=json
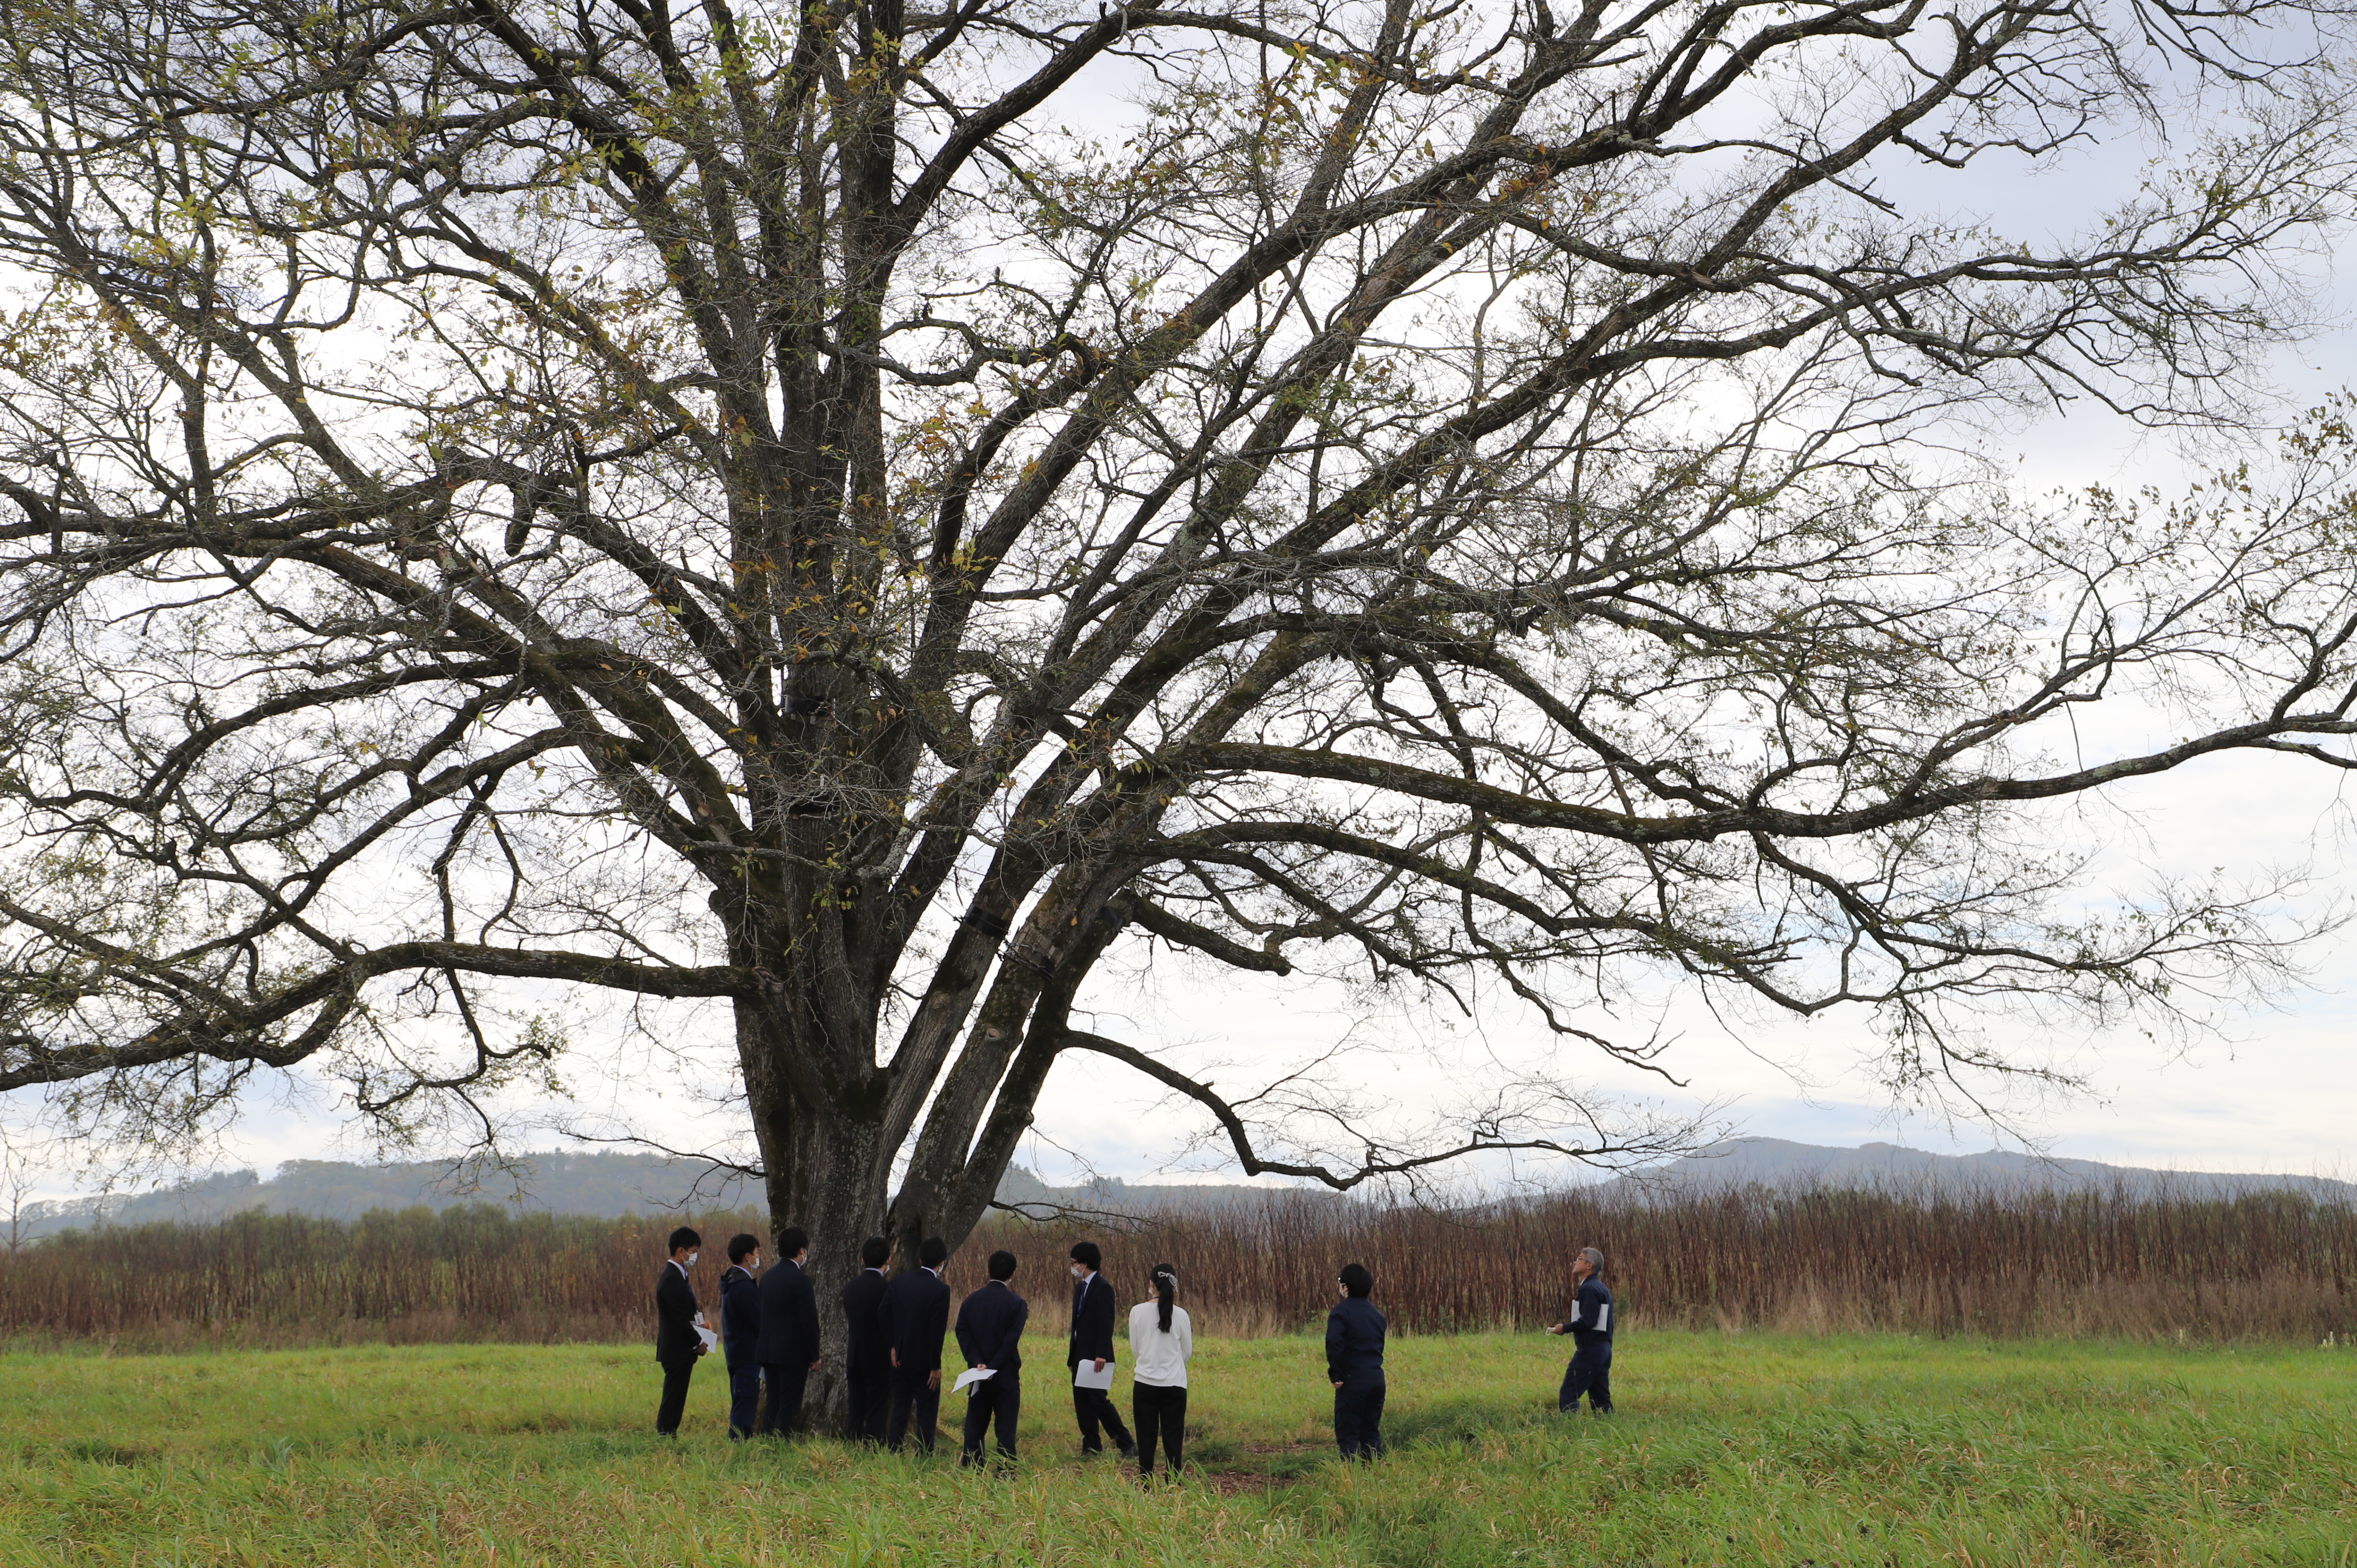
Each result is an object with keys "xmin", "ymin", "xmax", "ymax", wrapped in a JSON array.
[
  {"xmin": 960, "ymin": 1369, "xmax": 1021, "ymax": 1465},
  {"xmin": 887, "ymin": 1367, "xmax": 940, "ymax": 1453},
  {"xmin": 845, "ymin": 1366, "xmax": 891, "ymax": 1444},
  {"xmin": 1559, "ymin": 1339, "xmax": 1614, "ymax": 1413},
  {"xmin": 725, "ymin": 1359, "xmax": 761, "ymax": 1439},
  {"xmin": 1334, "ymin": 1373, "xmax": 1386, "ymax": 1460},
  {"xmin": 758, "ymin": 1362, "xmax": 807, "ymax": 1436},
  {"xmin": 655, "ymin": 1355, "xmax": 697, "ymax": 1436},
  {"xmin": 1071, "ymin": 1378, "xmax": 1134, "ymax": 1454},
  {"xmin": 1133, "ymin": 1380, "xmax": 1187, "ymax": 1475}
]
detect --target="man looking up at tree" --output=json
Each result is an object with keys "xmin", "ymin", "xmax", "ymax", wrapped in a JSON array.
[{"xmin": 1549, "ymin": 1247, "xmax": 1615, "ymax": 1416}]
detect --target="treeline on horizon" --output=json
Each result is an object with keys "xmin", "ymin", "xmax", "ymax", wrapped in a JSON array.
[{"xmin": 3, "ymin": 1183, "xmax": 2352, "ymax": 1349}]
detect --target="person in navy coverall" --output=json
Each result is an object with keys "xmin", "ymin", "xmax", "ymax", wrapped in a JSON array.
[
  {"xmin": 954, "ymin": 1249, "xmax": 1029, "ymax": 1467},
  {"xmin": 1548, "ymin": 1246, "xmax": 1616, "ymax": 1414},
  {"xmin": 756, "ymin": 1225, "xmax": 823, "ymax": 1435},
  {"xmin": 717, "ymin": 1233, "xmax": 764, "ymax": 1439},
  {"xmin": 1326, "ymin": 1262, "xmax": 1387, "ymax": 1460},
  {"xmin": 880, "ymin": 1235, "xmax": 952, "ymax": 1452}
]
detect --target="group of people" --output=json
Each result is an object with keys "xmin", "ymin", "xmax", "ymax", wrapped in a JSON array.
[{"xmin": 654, "ymin": 1225, "xmax": 1619, "ymax": 1471}]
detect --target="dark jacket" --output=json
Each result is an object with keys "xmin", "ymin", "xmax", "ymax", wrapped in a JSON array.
[
  {"xmin": 879, "ymin": 1265, "xmax": 951, "ymax": 1374},
  {"xmin": 654, "ymin": 1260, "xmax": 701, "ymax": 1365},
  {"xmin": 1560, "ymin": 1275, "xmax": 1615, "ymax": 1344},
  {"xmin": 1067, "ymin": 1271, "xmax": 1118, "ymax": 1366},
  {"xmin": 841, "ymin": 1266, "xmax": 890, "ymax": 1371},
  {"xmin": 718, "ymin": 1263, "xmax": 760, "ymax": 1365},
  {"xmin": 1325, "ymin": 1295, "xmax": 1386, "ymax": 1383},
  {"xmin": 955, "ymin": 1280, "xmax": 1029, "ymax": 1373},
  {"xmin": 756, "ymin": 1258, "xmax": 822, "ymax": 1367}
]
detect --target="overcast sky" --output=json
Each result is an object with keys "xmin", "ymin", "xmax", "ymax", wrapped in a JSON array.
[{"xmin": 10, "ymin": 31, "xmax": 2357, "ymax": 1204}]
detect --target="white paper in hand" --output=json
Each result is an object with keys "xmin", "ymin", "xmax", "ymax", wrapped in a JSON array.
[
  {"xmin": 952, "ymin": 1367, "xmax": 997, "ymax": 1394},
  {"xmin": 1072, "ymin": 1360, "xmax": 1115, "ymax": 1391},
  {"xmin": 694, "ymin": 1325, "xmax": 719, "ymax": 1354}
]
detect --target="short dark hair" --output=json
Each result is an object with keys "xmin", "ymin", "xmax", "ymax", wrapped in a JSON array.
[
  {"xmin": 778, "ymin": 1226, "xmax": 810, "ymax": 1258},
  {"xmin": 1338, "ymin": 1262, "xmax": 1373, "ymax": 1298},
  {"xmin": 988, "ymin": 1249, "xmax": 1018, "ymax": 1281},
  {"xmin": 860, "ymin": 1235, "xmax": 891, "ymax": 1268},
  {"xmin": 920, "ymin": 1235, "xmax": 949, "ymax": 1268},
  {"xmin": 1069, "ymin": 1240, "xmax": 1102, "ymax": 1271},
  {"xmin": 726, "ymin": 1233, "xmax": 760, "ymax": 1264},
  {"xmin": 667, "ymin": 1226, "xmax": 701, "ymax": 1254}
]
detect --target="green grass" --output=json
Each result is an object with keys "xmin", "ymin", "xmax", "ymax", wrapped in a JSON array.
[{"xmin": 2, "ymin": 1328, "xmax": 2352, "ymax": 1565}]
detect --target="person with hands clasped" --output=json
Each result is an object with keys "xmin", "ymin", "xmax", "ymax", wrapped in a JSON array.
[
  {"xmin": 1326, "ymin": 1262, "xmax": 1387, "ymax": 1461},
  {"xmin": 1128, "ymin": 1262, "xmax": 1193, "ymax": 1479},
  {"xmin": 954, "ymin": 1249, "xmax": 1029, "ymax": 1468},
  {"xmin": 881, "ymin": 1235, "xmax": 952, "ymax": 1453},
  {"xmin": 1548, "ymin": 1245, "xmax": 1616, "ymax": 1415},
  {"xmin": 1066, "ymin": 1241, "xmax": 1138, "ymax": 1459},
  {"xmin": 755, "ymin": 1225, "xmax": 822, "ymax": 1436}
]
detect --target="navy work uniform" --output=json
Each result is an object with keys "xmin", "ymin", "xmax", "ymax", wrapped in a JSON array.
[
  {"xmin": 1325, "ymin": 1294, "xmax": 1388, "ymax": 1460},
  {"xmin": 954, "ymin": 1279, "xmax": 1029, "ymax": 1465},
  {"xmin": 717, "ymin": 1259, "xmax": 762, "ymax": 1439},
  {"xmin": 1556, "ymin": 1272, "xmax": 1616, "ymax": 1413}
]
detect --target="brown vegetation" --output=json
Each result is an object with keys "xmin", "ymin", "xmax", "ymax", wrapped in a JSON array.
[{"xmin": 4, "ymin": 1186, "xmax": 2351, "ymax": 1351}]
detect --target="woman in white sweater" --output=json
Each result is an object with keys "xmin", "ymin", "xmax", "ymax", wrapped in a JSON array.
[{"xmin": 1128, "ymin": 1262, "xmax": 1192, "ymax": 1477}]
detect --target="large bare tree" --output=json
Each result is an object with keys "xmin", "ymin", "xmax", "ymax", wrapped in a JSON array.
[{"xmin": 7, "ymin": 0, "xmax": 2357, "ymax": 1400}]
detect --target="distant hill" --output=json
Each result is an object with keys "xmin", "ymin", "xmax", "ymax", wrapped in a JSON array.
[
  {"xmin": 8, "ymin": 1151, "xmax": 1299, "ymax": 1239},
  {"xmin": 1613, "ymin": 1137, "xmax": 2357, "ymax": 1203}
]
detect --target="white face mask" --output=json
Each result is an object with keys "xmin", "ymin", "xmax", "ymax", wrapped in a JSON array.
[
  {"xmin": 687, "ymin": 1251, "xmax": 700, "ymax": 1267},
  {"xmin": 1070, "ymin": 1263, "xmax": 1087, "ymax": 1280}
]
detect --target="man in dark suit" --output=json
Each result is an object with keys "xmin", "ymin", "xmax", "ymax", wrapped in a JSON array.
[
  {"xmin": 955, "ymin": 1249, "xmax": 1028, "ymax": 1467},
  {"xmin": 756, "ymin": 1225, "xmax": 822, "ymax": 1436},
  {"xmin": 840, "ymin": 1235, "xmax": 892, "ymax": 1444},
  {"xmin": 653, "ymin": 1225, "xmax": 707, "ymax": 1436},
  {"xmin": 880, "ymin": 1235, "xmax": 952, "ymax": 1453},
  {"xmin": 718, "ymin": 1233, "xmax": 763, "ymax": 1439},
  {"xmin": 1066, "ymin": 1240, "xmax": 1136, "ymax": 1458}
]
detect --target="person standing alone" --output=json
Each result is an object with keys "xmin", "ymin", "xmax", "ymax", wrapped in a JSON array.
[
  {"xmin": 1129, "ymin": 1263, "xmax": 1193, "ymax": 1479},
  {"xmin": 1066, "ymin": 1241, "xmax": 1136, "ymax": 1459},
  {"xmin": 756, "ymin": 1225, "xmax": 822, "ymax": 1435},
  {"xmin": 653, "ymin": 1226, "xmax": 707, "ymax": 1437},
  {"xmin": 840, "ymin": 1236, "xmax": 892, "ymax": 1444},
  {"xmin": 1548, "ymin": 1246, "xmax": 1616, "ymax": 1415},
  {"xmin": 1326, "ymin": 1262, "xmax": 1386, "ymax": 1461},
  {"xmin": 717, "ymin": 1234, "xmax": 763, "ymax": 1439}
]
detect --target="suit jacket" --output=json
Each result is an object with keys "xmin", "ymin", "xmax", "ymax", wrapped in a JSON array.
[
  {"xmin": 756, "ymin": 1258, "xmax": 822, "ymax": 1366},
  {"xmin": 654, "ymin": 1260, "xmax": 701, "ymax": 1365},
  {"xmin": 841, "ymin": 1267, "xmax": 890, "ymax": 1371},
  {"xmin": 879, "ymin": 1265, "xmax": 951, "ymax": 1374},
  {"xmin": 718, "ymin": 1264, "xmax": 761, "ymax": 1364},
  {"xmin": 1068, "ymin": 1271, "xmax": 1118, "ymax": 1366},
  {"xmin": 954, "ymin": 1280, "xmax": 1028, "ymax": 1373}
]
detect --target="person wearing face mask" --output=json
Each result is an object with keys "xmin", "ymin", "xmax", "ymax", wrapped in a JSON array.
[
  {"xmin": 718, "ymin": 1233, "xmax": 764, "ymax": 1440},
  {"xmin": 755, "ymin": 1225, "xmax": 822, "ymax": 1436},
  {"xmin": 1128, "ymin": 1263, "xmax": 1192, "ymax": 1479},
  {"xmin": 1066, "ymin": 1241, "xmax": 1137, "ymax": 1460},
  {"xmin": 1326, "ymin": 1262, "xmax": 1387, "ymax": 1461},
  {"xmin": 653, "ymin": 1226, "xmax": 708, "ymax": 1437}
]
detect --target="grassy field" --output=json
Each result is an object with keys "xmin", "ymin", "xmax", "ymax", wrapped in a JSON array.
[{"xmin": 1, "ymin": 1328, "xmax": 2352, "ymax": 1566}]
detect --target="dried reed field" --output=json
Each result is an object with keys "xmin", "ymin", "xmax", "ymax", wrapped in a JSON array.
[{"xmin": 5, "ymin": 1183, "xmax": 2352, "ymax": 1350}]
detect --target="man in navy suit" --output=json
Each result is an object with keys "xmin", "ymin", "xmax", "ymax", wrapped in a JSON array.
[
  {"xmin": 880, "ymin": 1235, "xmax": 952, "ymax": 1453},
  {"xmin": 839, "ymin": 1235, "xmax": 892, "ymax": 1443},
  {"xmin": 717, "ymin": 1233, "xmax": 763, "ymax": 1439},
  {"xmin": 756, "ymin": 1225, "xmax": 822, "ymax": 1435},
  {"xmin": 1066, "ymin": 1240, "xmax": 1135, "ymax": 1458},
  {"xmin": 954, "ymin": 1249, "xmax": 1028, "ymax": 1467},
  {"xmin": 653, "ymin": 1225, "xmax": 707, "ymax": 1436}
]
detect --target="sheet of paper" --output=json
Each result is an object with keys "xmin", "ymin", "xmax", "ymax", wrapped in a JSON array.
[
  {"xmin": 694, "ymin": 1326, "xmax": 718, "ymax": 1353},
  {"xmin": 953, "ymin": 1367, "xmax": 997, "ymax": 1393},
  {"xmin": 1072, "ymin": 1360, "xmax": 1114, "ymax": 1391}
]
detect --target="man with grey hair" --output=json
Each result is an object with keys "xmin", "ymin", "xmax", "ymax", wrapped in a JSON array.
[{"xmin": 1547, "ymin": 1246, "xmax": 1615, "ymax": 1414}]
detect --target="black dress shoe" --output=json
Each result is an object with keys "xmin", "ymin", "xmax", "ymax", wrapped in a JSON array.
[{"xmin": 1118, "ymin": 1442, "xmax": 1139, "ymax": 1460}]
